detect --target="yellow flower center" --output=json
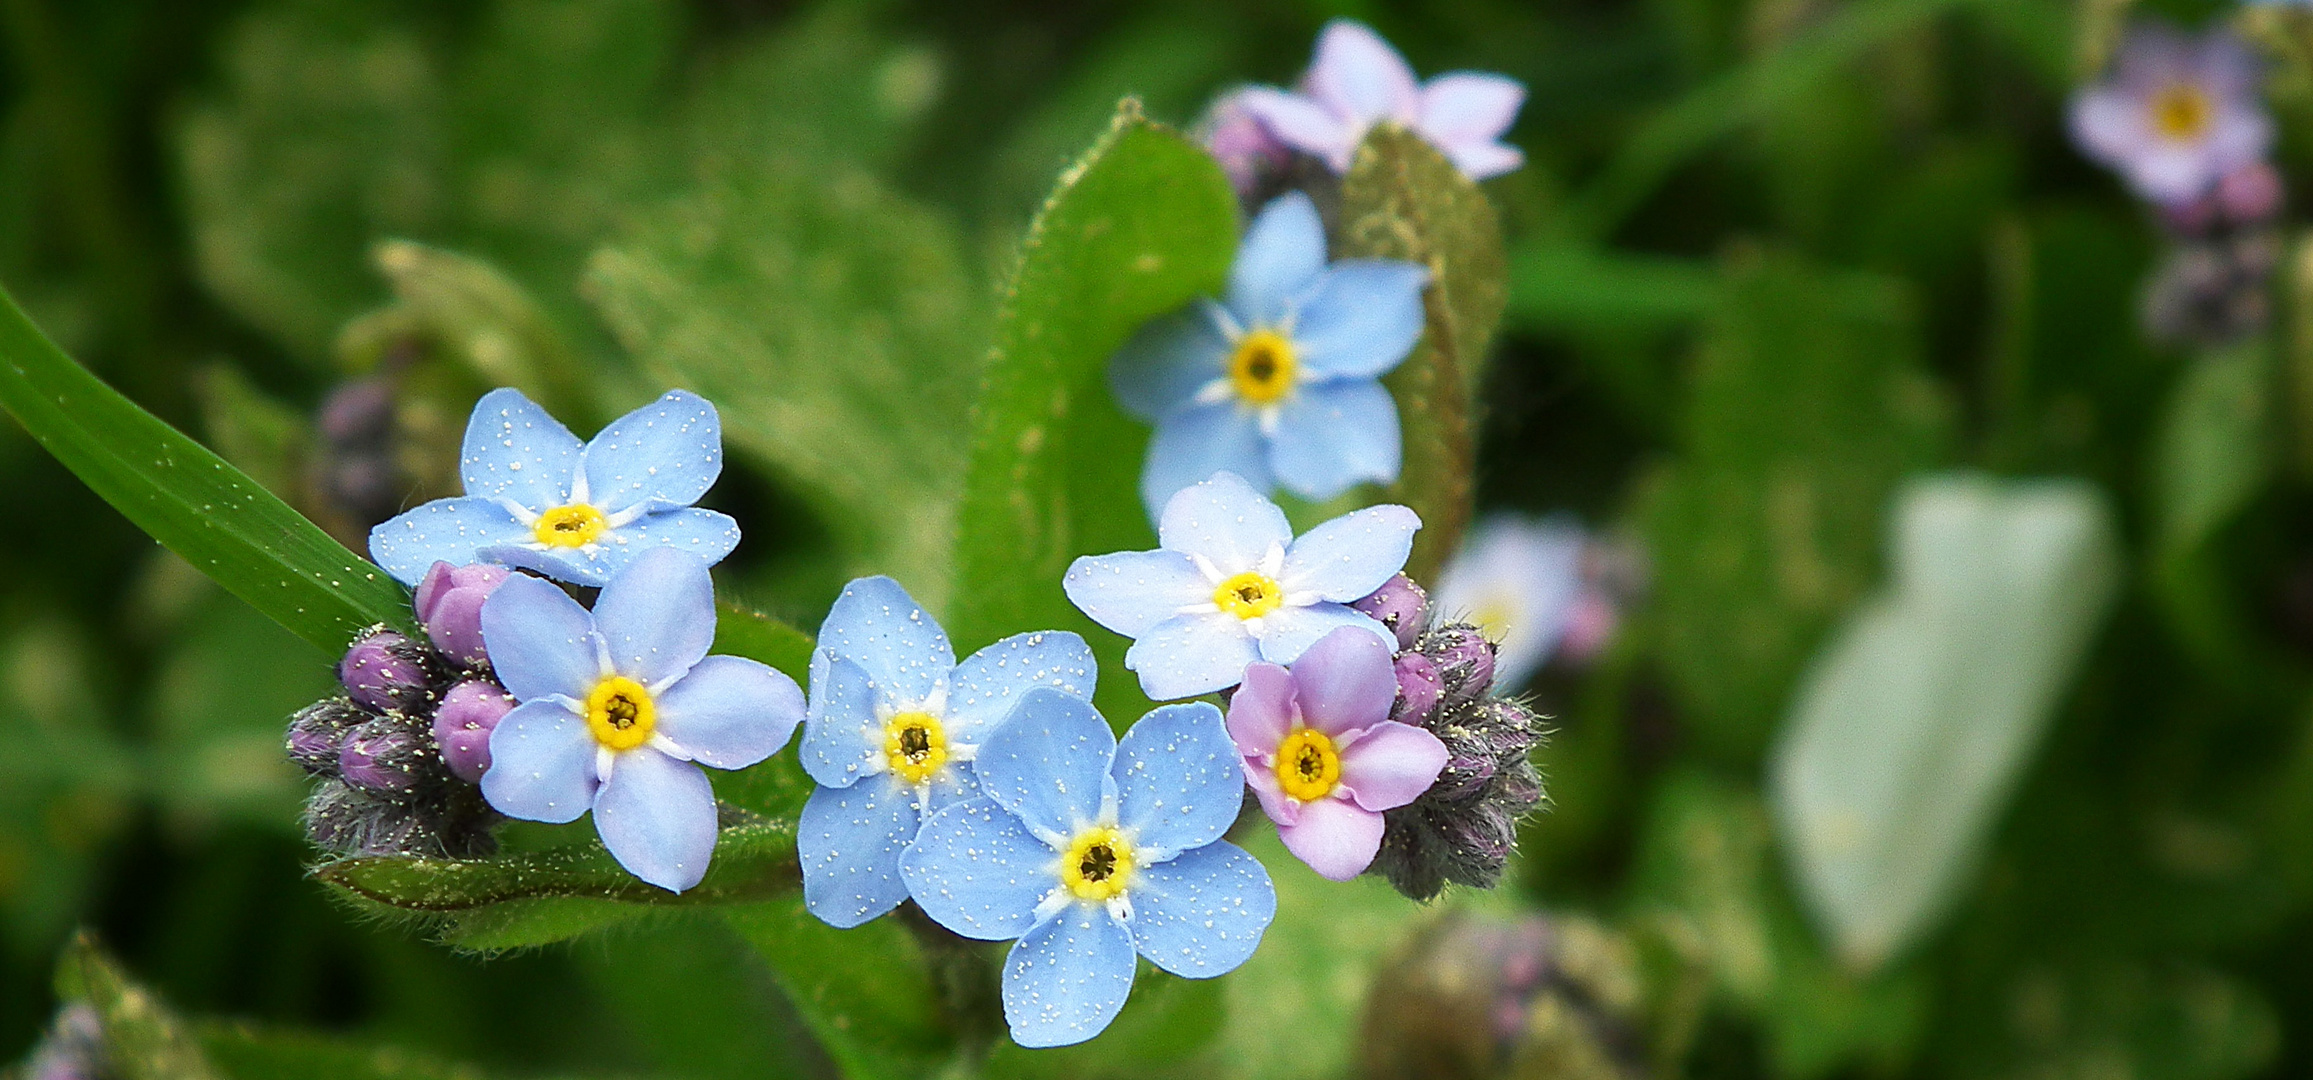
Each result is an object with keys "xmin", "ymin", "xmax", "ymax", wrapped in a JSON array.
[
  {"xmin": 2150, "ymin": 84, "xmax": 2213, "ymax": 142},
  {"xmin": 1213, "ymin": 571, "xmax": 1285, "ymax": 620},
  {"xmin": 585, "ymin": 676, "xmax": 656, "ymax": 751},
  {"xmin": 533, "ymin": 503, "xmax": 609, "ymax": 548},
  {"xmin": 1060, "ymin": 826, "xmax": 1135, "ymax": 902},
  {"xmin": 1228, "ymin": 329, "xmax": 1298, "ymax": 406},
  {"xmin": 1274, "ymin": 727, "xmax": 1341, "ymax": 802},
  {"xmin": 881, "ymin": 711, "xmax": 948, "ymax": 785},
  {"xmin": 1470, "ymin": 595, "xmax": 1515, "ymax": 641}
]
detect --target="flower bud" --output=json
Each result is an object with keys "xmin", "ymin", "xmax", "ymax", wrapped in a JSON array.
[
  {"xmin": 1368, "ymin": 691, "xmax": 1547, "ymax": 901},
  {"xmin": 413, "ymin": 562, "xmax": 512, "ymax": 667},
  {"xmin": 1391, "ymin": 652, "xmax": 1443, "ymax": 725},
  {"xmin": 433, "ymin": 679, "xmax": 514, "ymax": 783},
  {"xmin": 1198, "ymin": 88, "xmax": 1294, "ymax": 200},
  {"xmin": 339, "ymin": 630, "xmax": 434, "ymax": 712},
  {"xmin": 1420, "ymin": 623, "xmax": 1498, "ymax": 705},
  {"xmin": 285, "ymin": 697, "xmax": 368, "ymax": 776},
  {"xmin": 1352, "ymin": 572, "xmax": 1430, "ymax": 651},
  {"xmin": 339, "ymin": 717, "xmax": 422, "ymax": 794},
  {"xmin": 2218, "ymin": 161, "xmax": 2284, "ymax": 226}
]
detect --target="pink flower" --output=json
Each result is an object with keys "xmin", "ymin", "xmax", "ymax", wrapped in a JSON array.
[
  {"xmin": 1238, "ymin": 20, "xmax": 1524, "ymax": 179},
  {"xmin": 1228, "ymin": 626, "xmax": 1448, "ymax": 880},
  {"xmin": 2068, "ymin": 23, "xmax": 2271, "ymax": 207}
]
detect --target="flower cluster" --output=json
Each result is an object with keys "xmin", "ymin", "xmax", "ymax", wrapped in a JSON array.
[{"xmin": 2069, "ymin": 21, "xmax": 2285, "ymax": 346}]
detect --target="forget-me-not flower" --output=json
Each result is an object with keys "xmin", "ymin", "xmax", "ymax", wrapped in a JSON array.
[
  {"xmin": 900, "ymin": 689, "xmax": 1275, "ymax": 1048},
  {"xmin": 2068, "ymin": 22, "xmax": 2271, "ymax": 206},
  {"xmin": 1111, "ymin": 192, "xmax": 1427, "ymax": 515},
  {"xmin": 1238, "ymin": 19, "xmax": 1525, "ymax": 179},
  {"xmin": 798, "ymin": 576, "xmax": 1096, "ymax": 927},
  {"xmin": 1433, "ymin": 515, "xmax": 1594, "ymax": 691},
  {"xmin": 478, "ymin": 548, "xmax": 803, "ymax": 893},
  {"xmin": 1063, "ymin": 471, "xmax": 1419, "ymax": 700},
  {"xmin": 370, "ymin": 387, "xmax": 740, "ymax": 587}
]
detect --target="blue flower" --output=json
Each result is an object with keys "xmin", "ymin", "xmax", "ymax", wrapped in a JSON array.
[
  {"xmin": 798, "ymin": 577, "xmax": 1096, "ymax": 928},
  {"xmin": 369, "ymin": 387, "xmax": 740, "ymax": 587},
  {"xmin": 1063, "ymin": 471, "xmax": 1419, "ymax": 700},
  {"xmin": 1110, "ymin": 192, "xmax": 1428, "ymax": 516},
  {"xmin": 477, "ymin": 548, "xmax": 803, "ymax": 893},
  {"xmin": 899, "ymin": 689, "xmax": 1275, "ymax": 1048}
]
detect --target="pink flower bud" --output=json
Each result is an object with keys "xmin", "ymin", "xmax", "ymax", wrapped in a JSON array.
[
  {"xmin": 339, "ymin": 631, "xmax": 429, "ymax": 712},
  {"xmin": 413, "ymin": 562, "xmax": 512, "ymax": 667},
  {"xmin": 1352, "ymin": 572, "xmax": 1430, "ymax": 651},
  {"xmin": 433, "ymin": 680, "xmax": 515, "ymax": 783},
  {"xmin": 2218, "ymin": 161, "xmax": 2284, "ymax": 225}
]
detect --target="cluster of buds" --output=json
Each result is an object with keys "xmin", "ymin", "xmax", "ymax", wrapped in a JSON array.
[
  {"xmin": 1358, "ymin": 912, "xmax": 1649, "ymax": 1080},
  {"xmin": 1350, "ymin": 573, "xmax": 1547, "ymax": 901},
  {"xmin": 286, "ymin": 562, "xmax": 515, "ymax": 859}
]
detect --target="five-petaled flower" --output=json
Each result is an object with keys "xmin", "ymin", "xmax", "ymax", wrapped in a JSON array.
[
  {"xmin": 1112, "ymin": 193, "xmax": 1427, "ymax": 516},
  {"xmin": 1064, "ymin": 471, "xmax": 1419, "ymax": 700},
  {"xmin": 2068, "ymin": 22, "xmax": 2272, "ymax": 206},
  {"xmin": 477, "ymin": 548, "xmax": 803, "ymax": 892},
  {"xmin": 900, "ymin": 689, "xmax": 1275, "ymax": 1048},
  {"xmin": 798, "ymin": 576, "xmax": 1096, "ymax": 927},
  {"xmin": 370, "ymin": 387, "xmax": 740, "ymax": 588},
  {"xmin": 1238, "ymin": 19, "xmax": 1525, "ymax": 179},
  {"xmin": 1432, "ymin": 514, "xmax": 1597, "ymax": 692},
  {"xmin": 1230, "ymin": 627, "xmax": 1446, "ymax": 880}
]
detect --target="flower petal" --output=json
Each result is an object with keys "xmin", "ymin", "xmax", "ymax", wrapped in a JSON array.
[
  {"xmin": 1002, "ymin": 903, "xmax": 1137, "ymax": 1048},
  {"xmin": 1245, "ymin": 764, "xmax": 1298, "ymax": 826},
  {"xmin": 1112, "ymin": 702, "xmax": 1243, "ymax": 859},
  {"xmin": 1157, "ymin": 470, "xmax": 1293, "ymax": 572},
  {"xmin": 1126, "ymin": 612, "xmax": 1263, "ymax": 701},
  {"xmin": 1416, "ymin": 73, "xmax": 1524, "ymax": 148},
  {"xmin": 654, "ymin": 655, "xmax": 802, "ymax": 769},
  {"xmin": 580, "ymin": 389, "xmax": 722, "ymax": 515},
  {"xmin": 1336, "ymin": 721, "xmax": 1448, "ymax": 812},
  {"xmin": 481, "ymin": 507, "xmax": 741, "ymax": 588},
  {"xmin": 799, "ymin": 773, "xmax": 922, "ymax": 928},
  {"xmin": 801, "ymin": 654, "xmax": 881, "ymax": 787},
  {"xmin": 1291, "ymin": 261, "xmax": 1428, "ymax": 381},
  {"xmin": 1433, "ymin": 515, "xmax": 1587, "ymax": 689},
  {"xmin": 1275, "ymin": 794, "xmax": 1385, "ymax": 881},
  {"xmin": 1228, "ymin": 192, "xmax": 1329, "ymax": 328},
  {"xmin": 974, "ymin": 688, "xmax": 1115, "ymax": 842},
  {"xmin": 1306, "ymin": 19, "xmax": 1420, "ymax": 125},
  {"xmin": 479, "ymin": 573, "xmax": 603, "ymax": 702},
  {"xmin": 945, "ymin": 631, "xmax": 1098, "ymax": 741},
  {"xmin": 1140, "ymin": 401, "xmax": 1273, "ymax": 521},
  {"xmin": 1237, "ymin": 87, "xmax": 1361, "ymax": 170},
  {"xmin": 460, "ymin": 387, "xmax": 581, "ymax": 510},
  {"xmin": 480, "ymin": 700, "xmax": 597, "ymax": 823},
  {"xmin": 1283, "ymin": 626, "xmax": 1398, "ymax": 737},
  {"xmin": 1254, "ymin": 603, "xmax": 1391, "ymax": 666},
  {"xmin": 815, "ymin": 576, "xmax": 955, "ymax": 708},
  {"xmin": 1109, "ymin": 303, "xmax": 1231, "ymax": 421},
  {"xmin": 593, "ymin": 547, "xmax": 716, "ymax": 686},
  {"xmin": 1127, "ymin": 841, "xmax": 1276, "ymax": 978},
  {"xmin": 1443, "ymin": 139, "xmax": 1524, "ymax": 181},
  {"xmin": 899, "ymin": 795, "xmax": 1055, "ymax": 941},
  {"xmin": 368, "ymin": 497, "xmax": 531, "ymax": 586},
  {"xmin": 1267, "ymin": 379, "xmax": 1403, "ymax": 500},
  {"xmin": 593, "ymin": 746, "xmax": 719, "ymax": 893},
  {"xmin": 1225, "ymin": 662, "xmax": 1297, "ymax": 754},
  {"xmin": 1280, "ymin": 502, "xmax": 1421, "ymax": 600},
  {"xmin": 1062, "ymin": 551, "xmax": 1208, "ymax": 639}
]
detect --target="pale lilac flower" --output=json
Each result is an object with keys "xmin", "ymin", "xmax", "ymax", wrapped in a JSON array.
[
  {"xmin": 2068, "ymin": 23, "xmax": 2271, "ymax": 206},
  {"xmin": 1239, "ymin": 19, "xmax": 1524, "ymax": 179},
  {"xmin": 1229, "ymin": 627, "xmax": 1446, "ymax": 880},
  {"xmin": 1432, "ymin": 515, "xmax": 1597, "ymax": 690},
  {"xmin": 1200, "ymin": 87, "xmax": 1296, "ymax": 198}
]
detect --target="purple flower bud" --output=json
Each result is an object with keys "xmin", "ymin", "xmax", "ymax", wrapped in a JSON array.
[
  {"xmin": 2219, "ymin": 161, "xmax": 2284, "ymax": 225},
  {"xmin": 316, "ymin": 377, "xmax": 396, "ymax": 445},
  {"xmin": 339, "ymin": 630, "xmax": 434, "ymax": 712},
  {"xmin": 1421, "ymin": 624, "xmax": 1497, "ymax": 704},
  {"xmin": 1392, "ymin": 651, "xmax": 1443, "ymax": 725},
  {"xmin": 1199, "ymin": 88, "xmax": 1295, "ymax": 200},
  {"xmin": 1352, "ymin": 572, "xmax": 1430, "ymax": 651},
  {"xmin": 413, "ymin": 562, "xmax": 512, "ymax": 667},
  {"xmin": 339, "ymin": 718, "xmax": 420, "ymax": 794},
  {"xmin": 285, "ymin": 698, "xmax": 367, "ymax": 776},
  {"xmin": 433, "ymin": 679, "xmax": 514, "ymax": 783}
]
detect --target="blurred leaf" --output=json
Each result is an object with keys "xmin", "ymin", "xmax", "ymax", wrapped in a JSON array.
[
  {"xmin": 0, "ymin": 620, "xmax": 133, "ymax": 951},
  {"xmin": 194, "ymin": 364, "xmax": 311, "ymax": 504},
  {"xmin": 575, "ymin": 913, "xmax": 817, "ymax": 1080},
  {"xmin": 1336, "ymin": 124, "xmax": 1508, "ymax": 583},
  {"xmin": 1506, "ymin": 243, "xmax": 1715, "ymax": 331},
  {"xmin": 983, "ymin": 968, "xmax": 1224, "ymax": 1079},
  {"xmin": 149, "ymin": 595, "xmax": 335, "ymax": 829},
  {"xmin": 720, "ymin": 897, "xmax": 952, "ymax": 1080},
  {"xmin": 587, "ymin": 155, "xmax": 985, "ymax": 610},
  {"xmin": 338, "ymin": 240, "xmax": 587, "ymax": 423},
  {"xmin": 1642, "ymin": 249, "xmax": 1948, "ymax": 758},
  {"xmin": 1770, "ymin": 473, "xmax": 2121, "ymax": 971},
  {"xmin": 680, "ymin": 4, "xmax": 939, "ymax": 174},
  {"xmin": 1964, "ymin": 960, "xmax": 2278, "ymax": 1080},
  {"xmin": 54, "ymin": 935, "xmax": 224, "ymax": 1080},
  {"xmin": 0, "ymin": 285, "xmax": 412, "ymax": 653},
  {"xmin": 198, "ymin": 1022, "xmax": 508, "ymax": 1080},
  {"xmin": 946, "ymin": 100, "xmax": 1237, "ymax": 725}
]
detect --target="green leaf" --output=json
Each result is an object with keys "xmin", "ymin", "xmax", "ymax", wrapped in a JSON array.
[
  {"xmin": 1335, "ymin": 124, "xmax": 1508, "ymax": 583},
  {"xmin": 0, "ymin": 286, "xmax": 410, "ymax": 654},
  {"xmin": 715, "ymin": 599, "xmax": 815, "ymax": 685},
  {"xmin": 721, "ymin": 897, "xmax": 953, "ymax": 1080},
  {"xmin": 946, "ymin": 100, "xmax": 1238, "ymax": 724},
  {"xmin": 1505, "ymin": 243, "xmax": 1717, "ymax": 332},
  {"xmin": 2154, "ymin": 344, "xmax": 2273, "ymax": 560},
  {"xmin": 197, "ymin": 1022, "xmax": 508, "ymax": 1080},
  {"xmin": 1769, "ymin": 474, "xmax": 2120, "ymax": 971},
  {"xmin": 53, "ymin": 935, "xmax": 224, "ymax": 1080},
  {"xmin": 586, "ymin": 154, "xmax": 986, "ymax": 609},
  {"xmin": 338, "ymin": 240, "xmax": 590, "ymax": 425}
]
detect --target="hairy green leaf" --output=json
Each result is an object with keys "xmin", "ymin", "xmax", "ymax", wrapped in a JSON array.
[{"xmin": 0, "ymin": 286, "xmax": 410, "ymax": 654}]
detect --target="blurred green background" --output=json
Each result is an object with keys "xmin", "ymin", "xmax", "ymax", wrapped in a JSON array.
[{"xmin": 5, "ymin": 0, "xmax": 2313, "ymax": 1077}]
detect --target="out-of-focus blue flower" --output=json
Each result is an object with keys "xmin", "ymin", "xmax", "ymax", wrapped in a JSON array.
[
  {"xmin": 1112, "ymin": 193, "xmax": 1427, "ymax": 515},
  {"xmin": 1064, "ymin": 472, "xmax": 1418, "ymax": 700},
  {"xmin": 369, "ymin": 388, "xmax": 739, "ymax": 587},
  {"xmin": 2068, "ymin": 23, "xmax": 2271, "ymax": 206},
  {"xmin": 797, "ymin": 575, "xmax": 1096, "ymax": 928},
  {"xmin": 899, "ymin": 688, "xmax": 1274, "ymax": 1048},
  {"xmin": 1432, "ymin": 515, "xmax": 1602, "ymax": 690},
  {"xmin": 1237, "ymin": 19, "xmax": 1525, "ymax": 179},
  {"xmin": 478, "ymin": 548, "xmax": 803, "ymax": 893}
]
